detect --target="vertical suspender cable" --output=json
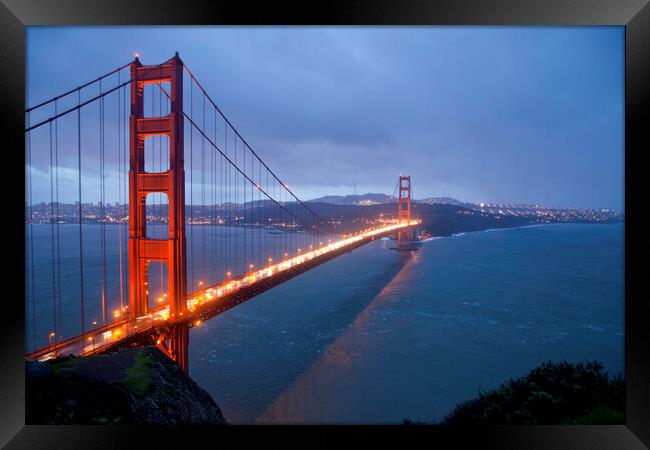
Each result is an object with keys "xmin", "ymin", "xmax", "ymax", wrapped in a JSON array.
[
  {"xmin": 100, "ymin": 80, "xmax": 106, "ymax": 324},
  {"xmin": 159, "ymin": 85, "xmax": 163, "ymax": 297},
  {"xmin": 78, "ymin": 91, "xmax": 86, "ymax": 352},
  {"xmin": 123, "ymin": 82, "xmax": 128, "ymax": 308},
  {"xmin": 190, "ymin": 80, "xmax": 194, "ymax": 291},
  {"xmin": 26, "ymin": 112, "xmax": 36, "ymax": 351},
  {"xmin": 223, "ymin": 124, "xmax": 226, "ymax": 279},
  {"xmin": 49, "ymin": 121, "xmax": 57, "ymax": 344},
  {"xmin": 256, "ymin": 158, "xmax": 259, "ymax": 267},
  {"xmin": 249, "ymin": 143, "xmax": 252, "ymax": 269},
  {"xmin": 54, "ymin": 101, "xmax": 63, "ymax": 340},
  {"xmin": 202, "ymin": 93, "xmax": 206, "ymax": 284},
  {"xmin": 237, "ymin": 134, "xmax": 240, "ymax": 275},
  {"xmin": 265, "ymin": 165, "xmax": 268, "ymax": 264},
  {"xmin": 212, "ymin": 108, "xmax": 216, "ymax": 283},
  {"xmin": 242, "ymin": 138, "xmax": 246, "ymax": 274},
  {"xmin": 118, "ymin": 71, "xmax": 124, "ymax": 310}
]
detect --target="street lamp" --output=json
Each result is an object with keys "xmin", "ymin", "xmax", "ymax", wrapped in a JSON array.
[{"xmin": 48, "ymin": 331, "xmax": 55, "ymax": 349}]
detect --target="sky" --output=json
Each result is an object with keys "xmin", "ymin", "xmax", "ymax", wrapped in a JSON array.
[{"xmin": 26, "ymin": 26, "xmax": 624, "ymax": 209}]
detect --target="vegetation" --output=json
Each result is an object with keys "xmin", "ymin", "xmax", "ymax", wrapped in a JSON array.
[
  {"xmin": 441, "ymin": 361, "xmax": 624, "ymax": 425},
  {"xmin": 26, "ymin": 347, "xmax": 226, "ymax": 425},
  {"xmin": 121, "ymin": 351, "xmax": 153, "ymax": 395}
]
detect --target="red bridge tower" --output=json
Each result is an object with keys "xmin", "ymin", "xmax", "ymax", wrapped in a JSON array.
[
  {"xmin": 397, "ymin": 175, "xmax": 412, "ymax": 246},
  {"xmin": 128, "ymin": 53, "xmax": 188, "ymax": 371}
]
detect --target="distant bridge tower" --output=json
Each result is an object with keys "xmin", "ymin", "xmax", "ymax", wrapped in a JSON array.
[
  {"xmin": 397, "ymin": 175, "xmax": 412, "ymax": 246},
  {"xmin": 128, "ymin": 53, "xmax": 188, "ymax": 371}
]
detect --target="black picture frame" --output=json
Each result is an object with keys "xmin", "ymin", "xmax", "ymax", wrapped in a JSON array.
[{"xmin": 1, "ymin": 0, "xmax": 648, "ymax": 448}]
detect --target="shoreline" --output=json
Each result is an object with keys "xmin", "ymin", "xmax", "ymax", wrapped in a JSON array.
[{"xmin": 421, "ymin": 221, "xmax": 623, "ymax": 242}]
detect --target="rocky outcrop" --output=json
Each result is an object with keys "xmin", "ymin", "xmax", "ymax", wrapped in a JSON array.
[{"xmin": 26, "ymin": 346, "xmax": 227, "ymax": 425}]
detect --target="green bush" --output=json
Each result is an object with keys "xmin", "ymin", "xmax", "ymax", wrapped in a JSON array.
[{"xmin": 442, "ymin": 361, "xmax": 624, "ymax": 425}]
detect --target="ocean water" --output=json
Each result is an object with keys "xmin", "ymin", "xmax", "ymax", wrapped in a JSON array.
[
  {"xmin": 25, "ymin": 222, "xmax": 624, "ymax": 424},
  {"xmin": 187, "ymin": 223, "xmax": 624, "ymax": 424}
]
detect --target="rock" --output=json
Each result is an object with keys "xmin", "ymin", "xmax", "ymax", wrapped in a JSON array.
[{"xmin": 26, "ymin": 346, "xmax": 227, "ymax": 425}]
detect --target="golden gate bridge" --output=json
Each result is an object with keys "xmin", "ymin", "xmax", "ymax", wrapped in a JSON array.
[{"xmin": 25, "ymin": 53, "xmax": 418, "ymax": 372}]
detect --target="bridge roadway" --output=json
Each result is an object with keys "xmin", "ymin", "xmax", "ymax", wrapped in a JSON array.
[{"xmin": 26, "ymin": 221, "xmax": 418, "ymax": 363}]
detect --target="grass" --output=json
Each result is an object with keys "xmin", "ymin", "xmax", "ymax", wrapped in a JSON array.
[
  {"xmin": 561, "ymin": 405, "xmax": 625, "ymax": 425},
  {"xmin": 121, "ymin": 352, "xmax": 153, "ymax": 396},
  {"xmin": 49, "ymin": 357, "xmax": 83, "ymax": 374}
]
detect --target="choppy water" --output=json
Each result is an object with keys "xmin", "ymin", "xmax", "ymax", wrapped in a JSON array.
[{"xmin": 188, "ymin": 223, "xmax": 624, "ymax": 424}]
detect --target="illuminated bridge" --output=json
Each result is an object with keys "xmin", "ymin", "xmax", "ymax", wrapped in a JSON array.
[{"xmin": 25, "ymin": 53, "xmax": 419, "ymax": 372}]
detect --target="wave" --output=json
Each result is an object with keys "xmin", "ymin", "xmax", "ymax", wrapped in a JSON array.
[{"xmin": 422, "ymin": 223, "xmax": 551, "ymax": 241}]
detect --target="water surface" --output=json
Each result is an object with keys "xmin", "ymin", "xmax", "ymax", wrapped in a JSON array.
[{"xmin": 188, "ymin": 223, "xmax": 624, "ymax": 423}]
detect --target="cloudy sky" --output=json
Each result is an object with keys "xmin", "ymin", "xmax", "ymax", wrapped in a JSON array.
[{"xmin": 27, "ymin": 26, "xmax": 624, "ymax": 209}]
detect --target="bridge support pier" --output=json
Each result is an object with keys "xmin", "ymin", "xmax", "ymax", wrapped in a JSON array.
[
  {"xmin": 152, "ymin": 322, "xmax": 189, "ymax": 373},
  {"xmin": 170, "ymin": 323, "xmax": 189, "ymax": 373}
]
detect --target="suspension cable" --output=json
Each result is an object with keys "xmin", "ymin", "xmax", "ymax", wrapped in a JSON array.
[
  {"xmin": 26, "ymin": 62, "xmax": 131, "ymax": 113},
  {"xmin": 154, "ymin": 80, "xmax": 338, "ymax": 237},
  {"xmin": 181, "ymin": 63, "xmax": 334, "ymax": 232},
  {"xmin": 25, "ymin": 58, "xmax": 174, "ymax": 133}
]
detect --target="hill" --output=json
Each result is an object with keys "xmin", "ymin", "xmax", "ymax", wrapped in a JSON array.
[{"xmin": 26, "ymin": 346, "xmax": 227, "ymax": 425}]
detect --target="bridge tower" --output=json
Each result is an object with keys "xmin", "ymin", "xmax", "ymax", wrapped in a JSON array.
[
  {"xmin": 397, "ymin": 175, "xmax": 412, "ymax": 246},
  {"xmin": 128, "ymin": 53, "xmax": 188, "ymax": 371}
]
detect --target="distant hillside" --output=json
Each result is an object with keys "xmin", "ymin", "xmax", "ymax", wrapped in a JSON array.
[
  {"xmin": 308, "ymin": 193, "xmax": 473, "ymax": 207},
  {"xmin": 308, "ymin": 193, "xmax": 396, "ymax": 205},
  {"xmin": 307, "ymin": 201, "xmax": 533, "ymax": 236},
  {"xmin": 417, "ymin": 197, "xmax": 477, "ymax": 209}
]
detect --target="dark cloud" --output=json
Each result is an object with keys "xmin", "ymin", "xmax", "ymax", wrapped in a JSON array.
[{"xmin": 27, "ymin": 27, "xmax": 624, "ymax": 208}]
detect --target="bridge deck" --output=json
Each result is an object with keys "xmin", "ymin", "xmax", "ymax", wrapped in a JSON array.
[{"xmin": 26, "ymin": 221, "xmax": 417, "ymax": 362}]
